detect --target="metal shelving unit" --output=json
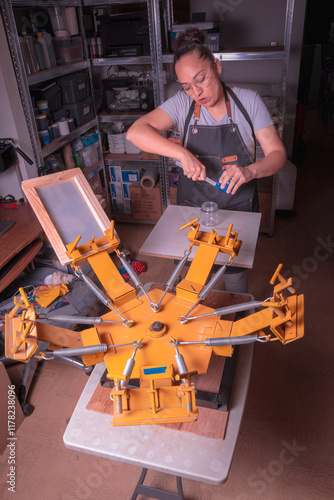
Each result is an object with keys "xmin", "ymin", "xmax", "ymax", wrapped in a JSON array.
[
  {"xmin": 85, "ymin": 0, "xmax": 169, "ymax": 224},
  {"xmin": 1, "ymin": 0, "xmax": 295, "ymax": 232},
  {"xmin": 0, "ymin": 0, "xmax": 110, "ymax": 212}
]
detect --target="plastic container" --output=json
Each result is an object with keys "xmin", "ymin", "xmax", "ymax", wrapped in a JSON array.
[
  {"xmin": 33, "ymin": 39, "xmax": 46, "ymax": 71},
  {"xmin": 30, "ymin": 82, "xmax": 62, "ymax": 113},
  {"xmin": 63, "ymin": 96, "xmax": 94, "ymax": 127},
  {"xmin": 89, "ymin": 38, "xmax": 97, "ymax": 59},
  {"xmin": 125, "ymin": 137, "xmax": 141, "ymax": 154},
  {"xmin": 48, "ymin": 6, "xmax": 67, "ymax": 33},
  {"xmin": 39, "ymin": 130, "xmax": 51, "ymax": 146},
  {"xmin": 96, "ymin": 37, "xmax": 103, "ymax": 58},
  {"xmin": 79, "ymin": 142, "xmax": 99, "ymax": 167},
  {"xmin": 108, "ymin": 133, "xmax": 126, "ymax": 154},
  {"xmin": 65, "ymin": 7, "xmax": 79, "ymax": 36},
  {"xmin": 67, "ymin": 118, "xmax": 75, "ymax": 131},
  {"xmin": 57, "ymin": 72, "xmax": 90, "ymax": 104},
  {"xmin": 37, "ymin": 32, "xmax": 51, "ymax": 69},
  {"xmin": 36, "ymin": 114, "xmax": 48, "ymax": 131},
  {"xmin": 51, "ymin": 123, "xmax": 60, "ymax": 138},
  {"xmin": 200, "ymin": 201, "xmax": 221, "ymax": 227},
  {"xmin": 52, "ymin": 108, "xmax": 68, "ymax": 123},
  {"xmin": 52, "ymin": 36, "xmax": 83, "ymax": 65},
  {"xmin": 58, "ymin": 120, "xmax": 70, "ymax": 136},
  {"xmin": 40, "ymin": 30, "xmax": 57, "ymax": 67},
  {"xmin": 36, "ymin": 100, "xmax": 49, "ymax": 115}
]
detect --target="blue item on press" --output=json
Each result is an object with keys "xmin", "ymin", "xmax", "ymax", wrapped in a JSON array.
[
  {"xmin": 214, "ymin": 169, "xmax": 231, "ymax": 193},
  {"xmin": 176, "ymin": 161, "xmax": 231, "ymax": 193}
]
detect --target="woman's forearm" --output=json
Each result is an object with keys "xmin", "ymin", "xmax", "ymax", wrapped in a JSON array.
[
  {"xmin": 245, "ymin": 149, "xmax": 287, "ymax": 181},
  {"xmin": 126, "ymin": 122, "xmax": 185, "ymax": 161}
]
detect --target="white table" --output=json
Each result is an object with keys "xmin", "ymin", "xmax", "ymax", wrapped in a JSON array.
[
  {"xmin": 139, "ymin": 205, "xmax": 261, "ymax": 269},
  {"xmin": 63, "ymin": 335, "xmax": 253, "ymax": 486}
]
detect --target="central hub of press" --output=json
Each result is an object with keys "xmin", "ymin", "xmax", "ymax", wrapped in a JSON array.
[{"xmin": 147, "ymin": 321, "xmax": 167, "ymax": 338}]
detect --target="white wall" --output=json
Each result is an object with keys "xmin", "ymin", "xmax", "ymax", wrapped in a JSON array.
[
  {"xmin": 189, "ymin": 0, "xmax": 307, "ymax": 157},
  {"xmin": 0, "ymin": 15, "xmax": 38, "ymax": 199}
]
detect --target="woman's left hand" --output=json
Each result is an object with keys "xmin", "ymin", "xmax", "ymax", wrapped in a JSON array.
[{"xmin": 218, "ymin": 164, "xmax": 254, "ymax": 195}]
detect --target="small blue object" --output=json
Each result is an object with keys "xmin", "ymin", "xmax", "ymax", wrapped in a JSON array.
[
  {"xmin": 215, "ymin": 168, "xmax": 231, "ymax": 193},
  {"xmin": 143, "ymin": 366, "xmax": 167, "ymax": 375}
]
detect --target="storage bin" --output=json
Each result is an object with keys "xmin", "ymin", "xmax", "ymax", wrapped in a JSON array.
[
  {"xmin": 108, "ymin": 133, "xmax": 126, "ymax": 154},
  {"xmin": 52, "ymin": 35, "xmax": 84, "ymax": 65},
  {"xmin": 125, "ymin": 137, "xmax": 141, "ymax": 154},
  {"xmin": 57, "ymin": 72, "xmax": 91, "ymax": 104},
  {"xmin": 52, "ymin": 108, "xmax": 69, "ymax": 123},
  {"xmin": 30, "ymin": 82, "xmax": 62, "ymax": 113},
  {"xmin": 63, "ymin": 96, "xmax": 94, "ymax": 127}
]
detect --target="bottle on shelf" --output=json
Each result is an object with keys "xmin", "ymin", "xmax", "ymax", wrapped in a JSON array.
[
  {"xmin": 40, "ymin": 30, "xmax": 57, "ymax": 68},
  {"xmin": 33, "ymin": 38, "xmax": 46, "ymax": 71},
  {"xmin": 37, "ymin": 32, "xmax": 51, "ymax": 69},
  {"xmin": 89, "ymin": 38, "xmax": 98, "ymax": 59},
  {"xmin": 96, "ymin": 37, "xmax": 103, "ymax": 58},
  {"xmin": 65, "ymin": 7, "xmax": 79, "ymax": 36},
  {"xmin": 48, "ymin": 6, "xmax": 68, "ymax": 35}
]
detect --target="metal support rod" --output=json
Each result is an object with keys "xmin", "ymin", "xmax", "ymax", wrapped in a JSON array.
[
  {"xmin": 154, "ymin": 250, "xmax": 191, "ymax": 310},
  {"xmin": 37, "ymin": 315, "xmax": 120, "ymax": 325},
  {"xmin": 179, "ymin": 260, "xmax": 231, "ymax": 322},
  {"xmin": 44, "ymin": 340, "xmax": 142, "ymax": 360},
  {"xmin": 76, "ymin": 269, "xmax": 133, "ymax": 326},
  {"xmin": 182, "ymin": 301, "xmax": 264, "ymax": 323},
  {"xmin": 176, "ymin": 334, "xmax": 269, "ymax": 347},
  {"xmin": 116, "ymin": 252, "xmax": 159, "ymax": 311},
  {"xmin": 48, "ymin": 344, "xmax": 108, "ymax": 358},
  {"xmin": 120, "ymin": 341, "xmax": 143, "ymax": 388}
]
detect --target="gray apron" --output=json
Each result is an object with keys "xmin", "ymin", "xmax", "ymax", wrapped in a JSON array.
[{"xmin": 176, "ymin": 82, "xmax": 259, "ymax": 213}]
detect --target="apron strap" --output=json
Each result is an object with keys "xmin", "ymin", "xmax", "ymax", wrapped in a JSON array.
[
  {"xmin": 183, "ymin": 81, "xmax": 257, "ymax": 162},
  {"xmin": 222, "ymin": 82, "xmax": 257, "ymax": 161},
  {"xmin": 182, "ymin": 100, "xmax": 195, "ymax": 146}
]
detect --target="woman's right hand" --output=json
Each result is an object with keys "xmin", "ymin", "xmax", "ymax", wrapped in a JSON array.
[{"xmin": 178, "ymin": 151, "xmax": 206, "ymax": 181}]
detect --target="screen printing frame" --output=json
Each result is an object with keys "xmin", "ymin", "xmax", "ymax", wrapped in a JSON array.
[{"xmin": 22, "ymin": 168, "xmax": 112, "ymax": 266}]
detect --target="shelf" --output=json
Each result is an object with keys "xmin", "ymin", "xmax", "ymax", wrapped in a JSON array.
[
  {"xmin": 91, "ymin": 56, "xmax": 152, "ymax": 67},
  {"xmin": 12, "ymin": 0, "xmax": 81, "ymax": 6},
  {"xmin": 162, "ymin": 46, "xmax": 285, "ymax": 64},
  {"xmin": 84, "ymin": 0, "xmax": 146, "ymax": 5},
  {"xmin": 99, "ymin": 111, "xmax": 149, "ymax": 123},
  {"xmin": 41, "ymin": 117, "xmax": 98, "ymax": 157},
  {"xmin": 104, "ymin": 152, "xmax": 159, "ymax": 164},
  {"xmin": 27, "ymin": 60, "xmax": 90, "ymax": 86}
]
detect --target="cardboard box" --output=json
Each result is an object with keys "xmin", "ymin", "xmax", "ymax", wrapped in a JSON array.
[
  {"xmin": 112, "ymin": 198, "xmax": 124, "ymax": 214},
  {"xmin": 169, "ymin": 186, "xmax": 177, "ymax": 205},
  {"xmin": 124, "ymin": 199, "xmax": 133, "ymax": 214},
  {"xmin": 122, "ymin": 168, "xmax": 141, "ymax": 183},
  {"xmin": 88, "ymin": 171, "xmax": 103, "ymax": 195},
  {"xmin": 110, "ymin": 182, "xmax": 123, "ymax": 200},
  {"xmin": 129, "ymin": 183, "xmax": 162, "ymax": 221},
  {"xmin": 122, "ymin": 183, "xmax": 131, "ymax": 199},
  {"xmin": 109, "ymin": 165, "xmax": 122, "ymax": 182}
]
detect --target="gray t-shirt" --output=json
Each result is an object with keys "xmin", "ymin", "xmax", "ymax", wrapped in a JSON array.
[{"xmin": 159, "ymin": 86, "xmax": 274, "ymax": 158}]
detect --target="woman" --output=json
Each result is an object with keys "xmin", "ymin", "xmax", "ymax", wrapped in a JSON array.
[{"xmin": 126, "ymin": 28, "xmax": 287, "ymax": 291}]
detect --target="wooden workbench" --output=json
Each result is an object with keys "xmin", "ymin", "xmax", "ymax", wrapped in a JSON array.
[{"xmin": 0, "ymin": 202, "xmax": 43, "ymax": 293}]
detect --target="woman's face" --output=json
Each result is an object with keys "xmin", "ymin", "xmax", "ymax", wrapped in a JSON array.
[{"xmin": 175, "ymin": 51, "xmax": 223, "ymax": 108}]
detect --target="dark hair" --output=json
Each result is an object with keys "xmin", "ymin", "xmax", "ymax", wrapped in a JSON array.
[{"xmin": 173, "ymin": 28, "xmax": 215, "ymax": 69}]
